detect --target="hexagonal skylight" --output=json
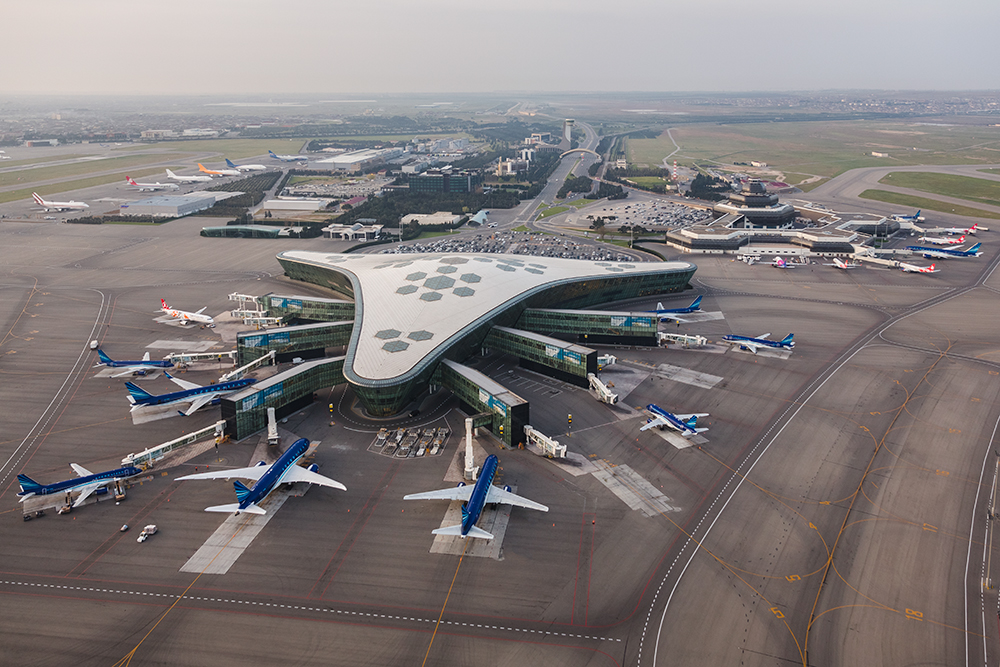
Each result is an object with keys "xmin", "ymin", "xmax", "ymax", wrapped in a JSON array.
[
  {"xmin": 453, "ymin": 287, "xmax": 475, "ymax": 297},
  {"xmin": 408, "ymin": 330, "xmax": 434, "ymax": 341},
  {"xmin": 424, "ymin": 276, "xmax": 456, "ymax": 290},
  {"xmin": 420, "ymin": 291, "xmax": 443, "ymax": 302},
  {"xmin": 497, "ymin": 264, "xmax": 516, "ymax": 272},
  {"xmin": 525, "ymin": 268, "xmax": 543, "ymax": 275},
  {"xmin": 375, "ymin": 329, "xmax": 402, "ymax": 339},
  {"xmin": 440, "ymin": 257, "xmax": 469, "ymax": 265},
  {"xmin": 437, "ymin": 266, "xmax": 457, "ymax": 274},
  {"xmin": 396, "ymin": 285, "xmax": 418, "ymax": 295},
  {"xmin": 459, "ymin": 273, "xmax": 481, "ymax": 283},
  {"xmin": 382, "ymin": 340, "xmax": 409, "ymax": 352},
  {"xmin": 406, "ymin": 271, "xmax": 428, "ymax": 281},
  {"xmin": 473, "ymin": 257, "xmax": 493, "ymax": 263}
]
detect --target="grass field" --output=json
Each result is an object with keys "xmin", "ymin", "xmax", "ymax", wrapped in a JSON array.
[
  {"xmin": 513, "ymin": 225, "xmax": 531, "ymax": 232},
  {"xmin": 979, "ymin": 168, "xmax": 1000, "ymax": 176},
  {"xmin": 626, "ymin": 176, "xmax": 669, "ymax": 188},
  {"xmin": 537, "ymin": 206, "xmax": 569, "ymax": 219},
  {"xmin": 628, "ymin": 121, "xmax": 1000, "ymax": 182},
  {"xmin": 565, "ymin": 199, "xmax": 592, "ymax": 209},
  {"xmin": 878, "ymin": 171, "xmax": 1000, "ymax": 207},
  {"xmin": 0, "ymin": 154, "xmax": 90, "ymax": 168},
  {"xmin": 0, "ymin": 154, "xmax": 181, "ymax": 188},
  {"xmin": 0, "ymin": 166, "xmax": 178, "ymax": 205},
  {"xmin": 121, "ymin": 139, "xmax": 306, "ymax": 160},
  {"xmin": 858, "ymin": 189, "xmax": 1000, "ymax": 220}
]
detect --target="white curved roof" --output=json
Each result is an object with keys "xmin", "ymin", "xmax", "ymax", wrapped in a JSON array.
[{"xmin": 278, "ymin": 251, "xmax": 694, "ymax": 383}]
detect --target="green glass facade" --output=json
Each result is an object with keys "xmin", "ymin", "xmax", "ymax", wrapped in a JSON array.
[
  {"xmin": 221, "ymin": 356, "xmax": 346, "ymax": 440},
  {"xmin": 519, "ymin": 309, "xmax": 658, "ymax": 345},
  {"xmin": 262, "ymin": 293, "xmax": 356, "ymax": 322},
  {"xmin": 483, "ymin": 326, "xmax": 596, "ymax": 387},
  {"xmin": 237, "ymin": 322, "xmax": 354, "ymax": 365},
  {"xmin": 435, "ymin": 360, "xmax": 529, "ymax": 447}
]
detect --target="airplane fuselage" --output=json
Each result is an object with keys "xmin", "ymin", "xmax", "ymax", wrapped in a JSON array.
[
  {"xmin": 645, "ymin": 404, "xmax": 698, "ymax": 436},
  {"xmin": 723, "ymin": 334, "xmax": 794, "ymax": 350},
  {"xmin": 463, "ymin": 455, "xmax": 499, "ymax": 536},
  {"xmin": 127, "ymin": 378, "xmax": 256, "ymax": 410},
  {"xmin": 18, "ymin": 466, "xmax": 141, "ymax": 498},
  {"xmin": 238, "ymin": 438, "xmax": 310, "ymax": 511},
  {"xmin": 906, "ymin": 244, "xmax": 982, "ymax": 259}
]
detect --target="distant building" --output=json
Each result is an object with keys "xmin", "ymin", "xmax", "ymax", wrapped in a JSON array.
[
  {"xmin": 24, "ymin": 139, "xmax": 59, "ymax": 147},
  {"xmin": 120, "ymin": 195, "xmax": 215, "ymax": 217},
  {"xmin": 519, "ymin": 148, "xmax": 535, "ymax": 162},
  {"xmin": 526, "ymin": 132, "xmax": 552, "ymax": 145},
  {"xmin": 409, "ymin": 168, "xmax": 481, "ymax": 194},
  {"xmin": 140, "ymin": 130, "xmax": 177, "ymax": 140},
  {"xmin": 323, "ymin": 220, "xmax": 383, "ymax": 240},
  {"xmin": 750, "ymin": 161, "xmax": 768, "ymax": 168},
  {"xmin": 315, "ymin": 148, "xmax": 403, "ymax": 172},
  {"xmin": 711, "ymin": 179, "xmax": 797, "ymax": 228},
  {"xmin": 870, "ymin": 152, "xmax": 889, "ymax": 158},
  {"xmin": 401, "ymin": 211, "xmax": 462, "ymax": 227},
  {"xmin": 563, "ymin": 119, "xmax": 575, "ymax": 144}
]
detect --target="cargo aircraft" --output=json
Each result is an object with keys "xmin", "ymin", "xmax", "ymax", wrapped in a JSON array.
[
  {"xmin": 198, "ymin": 163, "xmax": 241, "ymax": 177},
  {"xmin": 166, "ymin": 169, "xmax": 212, "ymax": 183},
  {"xmin": 269, "ymin": 150, "xmax": 308, "ymax": 162},
  {"xmin": 226, "ymin": 158, "xmax": 268, "ymax": 172},
  {"xmin": 125, "ymin": 176, "xmax": 178, "ymax": 192},
  {"xmin": 31, "ymin": 192, "xmax": 88, "ymax": 211}
]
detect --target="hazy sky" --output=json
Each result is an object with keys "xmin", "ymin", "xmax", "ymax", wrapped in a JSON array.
[{"xmin": 5, "ymin": 0, "xmax": 998, "ymax": 95}]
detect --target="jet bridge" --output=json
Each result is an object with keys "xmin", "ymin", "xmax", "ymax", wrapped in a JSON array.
[{"xmin": 435, "ymin": 359, "xmax": 529, "ymax": 448}]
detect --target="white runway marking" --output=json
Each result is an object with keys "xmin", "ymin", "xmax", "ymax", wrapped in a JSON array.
[
  {"xmin": 655, "ymin": 364, "xmax": 723, "ymax": 389},
  {"xmin": 592, "ymin": 461, "xmax": 681, "ymax": 517}
]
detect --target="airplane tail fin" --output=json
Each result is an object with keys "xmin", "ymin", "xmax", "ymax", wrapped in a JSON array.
[
  {"xmin": 689, "ymin": 295, "xmax": 702, "ymax": 309},
  {"xmin": 32, "ymin": 192, "xmax": 44, "ymax": 205},
  {"xmin": 432, "ymin": 524, "xmax": 494, "ymax": 540},
  {"xmin": 233, "ymin": 480, "xmax": 253, "ymax": 504},
  {"xmin": 97, "ymin": 349, "xmax": 113, "ymax": 365},
  {"xmin": 656, "ymin": 302, "xmax": 664, "ymax": 311},
  {"xmin": 124, "ymin": 382, "xmax": 154, "ymax": 402},
  {"xmin": 205, "ymin": 502, "xmax": 266, "ymax": 515},
  {"xmin": 226, "ymin": 159, "xmax": 237, "ymax": 168},
  {"xmin": 160, "ymin": 298, "xmax": 169, "ymax": 310},
  {"xmin": 929, "ymin": 264, "xmax": 936, "ymax": 272},
  {"xmin": 969, "ymin": 243, "xmax": 982, "ymax": 253},
  {"xmin": 166, "ymin": 169, "xmax": 176, "ymax": 177},
  {"xmin": 269, "ymin": 150, "xmax": 277, "ymax": 157},
  {"xmin": 684, "ymin": 415, "xmax": 700, "ymax": 429},
  {"xmin": 198, "ymin": 163, "xmax": 209, "ymax": 173},
  {"xmin": 17, "ymin": 474, "xmax": 43, "ymax": 495},
  {"xmin": 780, "ymin": 334, "xmax": 795, "ymax": 344}
]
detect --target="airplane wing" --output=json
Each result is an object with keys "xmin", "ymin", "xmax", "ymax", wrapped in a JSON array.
[
  {"xmin": 109, "ymin": 366, "xmax": 141, "ymax": 378},
  {"xmin": 177, "ymin": 465, "xmax": 270, "ymax": 482},
  {"xmin": 484, "ymin": 485, "xmax": 548, "ymax": 512},
  {"xmin": 639, "ymin": 415, "xmax": 669, "ymax": 432},
  {"xmin": 741, "ymin": 341, "xmax": 761, "ymax": 354},
  {"xmin": 70, "ymin": 463, "xmax": 93, "ymax": 477},
  {"xmin": 167, "ymin": 375, "xmax": 201, "ymax": 391},
  {"xmin": 280, "ymin": 465, "xmax": 347, "ymax": 491},
  {"xmin": 659, "ymin": 314, "xmax": 688, "ymax": 323},
  {"xmin": 73, "ymin": 482, "xmax": 104, "ymax": 507},
  {"xmin": 195, "ymin": 307, "xmax": 208, "ymax": 315},
  {"xmin": 181, "ymin": 395, "xmax": 215, "ymax": 416},
  {"xmin": 674, "ymin": 413, "xmax": 709, "ymax": 421},
  {"xmin": 403, "ymin": 486, "xmax": 475, "ymax": 502},
  {"xmin": 757, "ymin": 333, "xmax": 771, "ymax": 340},
  {"xmin": 141, "ymin": 352, "xmax": 150, "ymax": 362}
]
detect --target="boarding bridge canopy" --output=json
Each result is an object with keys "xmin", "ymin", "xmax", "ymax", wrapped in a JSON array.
[
  {"xmin": 237, "ymin": 321, "xmax": 353, "ymax": 365},
  {"xmin": 519, "ymin": 308, "xmax": 658, "ymax": 345},
  {"xmin": 436, "ymin": 359, "xmax": 529, "ymax": 447},
  {"xmin": 484, "ymin": 326, "xmax": 596, "ymax": 387},
  {"xmin": 262, "ymin": 293, "xmax": 355, "ymax": 323}
]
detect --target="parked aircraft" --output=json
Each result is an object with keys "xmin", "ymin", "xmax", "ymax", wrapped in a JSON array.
[
  {"xmin": 125, "ymin": 373, "xmax": 256, "ymax": 416},
  {"xmin": 126, "ymin": 176, "xmax": 178, "ymax": 192},
  {"xmin": 649, "ymin": 296, "xmax": 702, "ymax": 322},
  {"xmin": 95, "ymin": 350, "xmax": 173, "ymax": 377},
  {"xmin": 403, "ymin": 454, "xmax": 548, "ymax": 539},
  {"xmin": 31, "ymin": 192, "xmax": 88, "ymax": 211},
  {"xmin": 823, "ymin": 258, "xmax": 859, "ymax": 270},
  {"xmin": 905, "ymin": 242, "xmax": 983, "ymax": 259},
  {"xmin": 898, "ymin": 262, "xmax": 940, "ymax": 274},
  {"xmin": 941, "ymin": 223, "xmax": 978, "ymax": 236},
  {"xmin": 160, "ymin": 299, "xmax": 214, "ymax": 325},
  {"xmin": 18, "ymin": 463, "xmax": 142, "ymax": 507},
  {"xmin": 640, "ymin": 404, "xmax": 709, "ymax": 437},
  {"xmin": 894, "ymin": 210, "xmax": 924, "ymax": 222},
  {"xmin": 198, "ymin": 163, "xmax": 241, "ymax": 177},
  {"xmin": 269, "ymin": 150, "xmax": 308, "ymax": 162},
  {"xmin": 166, "ymin": 169, "xmax": 212, "ymax": 183},
  {"xmin": 918, "ymin": 234, "xmax": 965, "ymax": 245},
  {"xmin": 771, "ymin": 256, "xmax": 795, "ymax": 269},
  {"xmin": 723, "ymin": 333, "xmax": 795, "ymax": 354},
  {"xmin": 226, "ymin": 159, "xmax": 268, "ymax": 172},
  {"xmin": 176, "ymin": 438, "xmax": 345, "ymax": 514}
]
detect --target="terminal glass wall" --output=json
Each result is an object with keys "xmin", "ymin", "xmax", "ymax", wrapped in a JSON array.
[
  {"xmin": 436, "ymin": 362, "xmax": 529, "ymax": 447},
  {"xmin": 484, "ymin": 327, "xmax": 596, "ymax": 387},
  {"xmin": 522, "ymin": 270, "xmax": 694, "ymax": 311},
  {"xmin": 519, "ymin": 309, "xmax": 658, "ymax": 342},
  {"xmin": 237, "ymin": 322, "xmax": 353, "ymax": 365},
  {"xmin": 276, "ymin": 260, "xmax": 357, "ymax": 301},
  {"xmin": 221, "ymin": 357, "xmax": 346, "ymax": 440},
  {"xmin": 262, "ymin": 293, "xmax": 355, "ymax": 323}
]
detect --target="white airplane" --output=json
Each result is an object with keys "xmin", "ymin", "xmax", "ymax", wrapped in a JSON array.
[
  {"xmin": 32, "ymin": 192, "xmax": 88, "ymax": 211},
  {"xmin": 771, "ymin": 256, "xmax": 795, "ymax": 269},
  {"xmin": 166, "ymin": 169, "xmax": 212, "ymax": 183},
  {"xmin": 823, "ymin": 258, "xmax": 859, "ymax": 270},
  {"xmin": 918, "ymin": 234, "xmax": 965, "ymax": 246},
  {"xmin": 198, "ymin": 163, "xmax": 241, "ymax": 177},
  {"xmin": 898, "ymin": 262, "xmax": 940, "ymax": 274},
  {"xmin": 941, "ymin": 223, "xmax": 978, "ymax": 236},
  {"xmin": 269, "ymin": 150, "xmax": 308, "ymax": 163},
  {"xmin": 226, "ymin": 159, "xmax": 268, "ymax": 172},
  {"xmin": 0, "ymin": 151, "xmax": 11, "ymax": 160},
  {"xmin": 160, "ymin": 299, "xmax": 214, "ymax": 325},
  {"xmin": 126, "ymin": 176, "xmax": 178, "ymax": 192}
]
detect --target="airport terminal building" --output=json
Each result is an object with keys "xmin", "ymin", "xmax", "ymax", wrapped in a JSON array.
[{"xmin": 266, "ymin": 252, "xmax": 696, "ymax": 419}]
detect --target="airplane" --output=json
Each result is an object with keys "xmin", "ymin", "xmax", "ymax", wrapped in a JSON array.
[
  {"xmin": 771, "ymin": 256, "xmax": 795, "ymax": 269},
  {"xmin": 31, "ymin": 192, "xmax": 88, "ymax": 211},
  {"xmin": 898, "ymin": 261, "xmax": 940, "ymax": 274},
  {"xmin": 823, "ymin": 258, "xmax": 859, "ymax": 270},
  {"xmin": 918, "ymin": 234, "xmax": 965, "ymax": 246},
  {"xmin": 723, "ymin": 333, "xmax": 795, "ymax": 354},
  {"xmin": 126, "ymin": 176, "xmax": 178, "ymax": 192},
  {"xmin": 403, "ymin": 454, "xmax": 548, "ymax": 539},
  {"xmin": 165, "ymin": 168, "xmax": 213, "ymax": 183},
  {"xmin": 640, "ymin": 404, "xmax": 709, "ymax": 437},
  {"xmin": 905, "ymin": 242, "xmax": 983, "ymax": 259},
  {"xmin": 125, "ymin": 373, "xmax": 256, "ymax": 416},
  {"xmin": 95, "ymin": 349, "xmax": 173, "ymax": 377},
  {"xmin": 198, "ymin": 163, "xmax": 241, "ymax": 177},
  {"xmin": 226, "ymin": 158, "xmax": 268, "ymax": 172},
  {"xmin": 161, "ymin": 299, "xmax": 215, "ymax": 325},
  {"xmin": 269, "ymin": 150, "xmax": 308, "ymax": 162},
  {"xmin": 649, "ymin": 296, "xmax": 703, "ymax": 322},
  {"xmin": 941, "ymin": 223, "xmax": 978, "ymax": 236},
  {"xmin": 175, "ymin": 437, "xmax": 345, "ymax": 514},
  {"xmin": 894, "ymin": 210, "xmax": 924, "ymax": 222},
  {"xmin": 18, "ymin": 463, "xmax": 142, "ymax": 507}
]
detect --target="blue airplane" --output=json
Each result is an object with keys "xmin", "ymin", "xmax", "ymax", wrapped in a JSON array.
[
  {"xmin": 176, "ymin": 438, "xmax": 346, "ymax": 514},
  {"xmin": 640, "ymin": 404, "xmax": 709, "ymax": 437},
  {"xmin": 18, "ymin": 463, "xmax": 143, "ymax": 507},
  {"xmin": 403, "ymin": 454, "xmax": 548, "ymax": 539},
  {"xmin": 723, "ymin": 332, "xmax": 795, "ymax": 354},
  {"xmin": 225, "ymin": 158, "xmax": 268, "ymax": 172},
  {"xmin": 95, "ymin": 349, "xmax": 173, "ymax": 378},
  {"xmin": 125, "ymin": 373, "xmax": 256, "ymax": 416},
  {"xmin": 649, "ymin": 296, "xmax": 703, "ymax": 322},
  {"xmin": 269, "ymin": 150, "xmax": 308, "ymax": 163},
  {"xmin": 894, "ymin": 210, "xmax": 924, "ymax": 222},
  {"xmin": 905, "ymin": 242, "xmax": 983, "ymax": 259}
]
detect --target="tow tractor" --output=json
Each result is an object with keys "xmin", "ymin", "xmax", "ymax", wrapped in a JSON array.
[{"xmin": 137, "ymin": 524, "xmax": 157, "ymax": 543}]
